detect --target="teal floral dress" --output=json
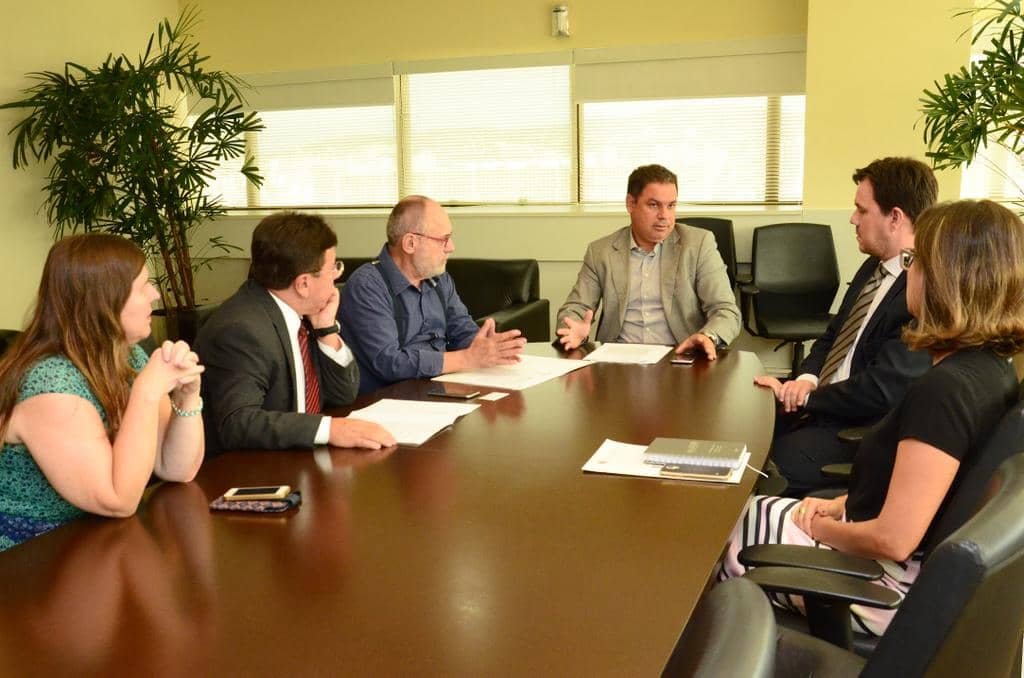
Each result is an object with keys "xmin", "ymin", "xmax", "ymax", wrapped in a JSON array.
[{"xmin": 0, "ymin": 346, "xmax": 148, "ymax": 551}]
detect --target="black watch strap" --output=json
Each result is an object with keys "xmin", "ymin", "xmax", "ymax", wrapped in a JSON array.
[{"xmin": 312, "ymin": 321, "xmax": 341, "ymax": 338}]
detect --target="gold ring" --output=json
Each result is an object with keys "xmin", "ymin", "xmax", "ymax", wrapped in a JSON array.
[{"xmin": 797, "ymin": 507, "xmax": 805, "ymax": 515}]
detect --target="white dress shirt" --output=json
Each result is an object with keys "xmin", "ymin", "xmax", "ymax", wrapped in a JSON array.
[
  {"xmin": 269, "ymin": 292, "xmax": 354, "ymax": 444},
  {"xmin": 798, "ymin": 254, "xmax": 902, "ymax": 390}
]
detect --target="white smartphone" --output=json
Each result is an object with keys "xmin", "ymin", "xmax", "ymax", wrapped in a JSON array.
[{"xmin": 223, "ymin": 485, "xmax": 292, "ymax": 501}]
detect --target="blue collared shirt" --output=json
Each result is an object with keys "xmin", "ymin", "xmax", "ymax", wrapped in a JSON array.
[{"xmin": 339, "ymin": 244, "xmax": 479, "ymax": 395}]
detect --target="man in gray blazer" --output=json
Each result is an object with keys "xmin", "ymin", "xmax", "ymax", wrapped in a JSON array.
[
  {"xmin": 196, "ymin": 211, "xmax": 395, "ymax": 453},
  {"xmin": 557, "ymin": 164, "xmax": 740, "ymax": 358}
]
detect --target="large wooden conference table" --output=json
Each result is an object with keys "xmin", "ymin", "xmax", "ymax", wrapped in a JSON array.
[{"xmin": 0, "ymin": 345, "xmax": 774, "ymax": 676}]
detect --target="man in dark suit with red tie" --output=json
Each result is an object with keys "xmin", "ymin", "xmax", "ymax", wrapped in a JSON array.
[
  {"xmin": 196, "ymin": 211, "xmax": 395, "ymax": 453},
  {"xmin": 755, "ymin": 157, "xmax": 936, "ymax": 495}
]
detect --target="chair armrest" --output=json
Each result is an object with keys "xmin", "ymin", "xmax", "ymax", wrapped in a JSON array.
[
  {"xmin": 837, "ymin": 426, "xmax": 870, "ymax": 444},
  {"xmin": 745, "ymin": 566, "xmax": 899, "ymax": 651},
  {"xmin": 821, "ymin": 463, "xmax": 853, "ymax": 479},
  {"xmin": 477, "ymin": 299, "xmax": 550, "ymax": 342},
  {"xmin": 744, "ymin": 566, "xmax": 900, "ymax": 609},
  {"xmin": 738, "ymin": 544, "xmax": 883, "ymax": 580}
]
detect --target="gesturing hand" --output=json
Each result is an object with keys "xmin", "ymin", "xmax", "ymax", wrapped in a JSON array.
[
  {"xmin": 556, "ymin": 309, "xmax": 593, "ymax": 350},
  {"xmin": 466, "ymin": 318, "xmax": 526, "ymax": 368}
]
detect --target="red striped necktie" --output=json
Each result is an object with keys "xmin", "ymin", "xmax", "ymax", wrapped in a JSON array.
[{"xmin": 298, "ymin": 324, "xmax": 321, "ymax": 414}]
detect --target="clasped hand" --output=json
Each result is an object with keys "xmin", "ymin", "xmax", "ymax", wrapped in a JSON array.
[
  {"xmin": 791, "ymin": 496, "xmax": 844, "ymax": 538},
  {"xmin": 139, "ymin": 340, "xmax": 204, "ymax": 400},
  {"xmin": 753, "ymin": 375, "xmax": 816, "ymax": 412}
]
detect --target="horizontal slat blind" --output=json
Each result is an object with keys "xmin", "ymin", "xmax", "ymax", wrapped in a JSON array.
[{"xmin": 400, "ymin": 65, "xmax": 572, "ymax": 204}]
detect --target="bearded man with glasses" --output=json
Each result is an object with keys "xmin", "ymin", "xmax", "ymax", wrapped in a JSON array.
[{"xmin": 340, "ymin": 196, "xmax": 526, "ymax": 395}]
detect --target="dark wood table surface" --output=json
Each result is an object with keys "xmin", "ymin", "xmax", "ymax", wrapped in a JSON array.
[{"xmin": 0, "ymin": 345, "xmax": 774, "ymax": 677}]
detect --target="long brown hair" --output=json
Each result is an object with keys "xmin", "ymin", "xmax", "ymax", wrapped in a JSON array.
[
  {"xmin": 0, "ymin": 234, "xmax": 146, "ymax": 441},
  {"xmin": 903, "ymin": 199, "xmax": 1024, "ymax": 357}
]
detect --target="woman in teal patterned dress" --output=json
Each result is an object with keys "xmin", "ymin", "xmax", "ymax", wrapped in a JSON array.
[{"xmin": 0, "ymin": 234, "xmax": 206, "ymax": 550}]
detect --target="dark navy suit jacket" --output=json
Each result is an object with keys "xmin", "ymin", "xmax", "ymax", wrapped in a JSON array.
[{"xmin": 801, "ymin": 256, "xmax": 931, "ymax": 424}]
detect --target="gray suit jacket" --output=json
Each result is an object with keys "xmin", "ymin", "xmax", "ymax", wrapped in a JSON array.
[
  {"xmin": 195, "ymin": 279, "xmax": 360, "ymax": 453},
  {"xmin": 558, "ymin": 225, "xmax": 741, "ymax": 344}
]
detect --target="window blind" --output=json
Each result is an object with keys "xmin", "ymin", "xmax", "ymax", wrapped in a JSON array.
[{"xmin": 400, "ymin": 65, "xmax": 573, "ymax": 204}]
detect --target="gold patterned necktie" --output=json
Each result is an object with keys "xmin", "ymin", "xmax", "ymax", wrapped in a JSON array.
[{"xmin": 818, "ymin": 263, "xmax": 888, "ymax": 385}]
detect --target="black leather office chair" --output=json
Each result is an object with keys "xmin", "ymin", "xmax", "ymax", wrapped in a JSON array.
[
  {"xmin": 740, "ymin": 223, "xmax": 839, "ymax": 377},
  {"xmin": 740, "ymin": 398, "xmax": 1024, "ymax": 673},
  {"xmin": 445, "ymin": 258, "xmax": 549, "ymax": 342},
  {"xmin": 758, "ymin": 452, "xmax": 1024, "ymax": 678},
  {"xmin": 340, "ymin": 257, "xmax": 551, "ymax": 341},
  {"xmin": 664, "ymin": 578, "xmax": 775, "ymax": 677},
  {"xmin": 677, "ymin": 217, "xmax": 737, "ymax": 287}
]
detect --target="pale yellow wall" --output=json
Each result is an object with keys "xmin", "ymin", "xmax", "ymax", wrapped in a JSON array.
[
  {"xmin": 190, "ymin": 0, "xmax": 807, "ymax": 72},
  {"xmin": 803, "ymin": 0, "xmax": 969, "ymax": 209},
  {"xmin": 0, "ymin": 0, "xmax": 179, "ymax": 328},
  {"xmin": 800, "ymin": 0, "xmax": 971, "ymax": 294},
  {"xmin": 0, "ymin": 0, "xmax": 978, "ymax": 360}
]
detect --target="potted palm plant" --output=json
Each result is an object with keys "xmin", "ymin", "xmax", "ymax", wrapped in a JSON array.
[
  {"xmin": 920, "ymin": 1, "xmax": 1024, "ymax": 178},
  {"xmin": 1, "ymin": 7, "xmax": 263, "ymax": 342}
]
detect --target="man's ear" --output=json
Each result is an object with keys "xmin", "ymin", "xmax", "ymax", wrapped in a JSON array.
[
  {"xmin": 625, "ymin": 193, "xmax": 637, "ymax": 214},
  {"xmin": 292, "ymin": 272, "xmax": 312, "ymax": 299},
  {"xmin": 401, "ymin": 232, "xmax": 417, "ymax": 255},
  {"xmin": 889, "ymin": 206, "xmax": 907, "ymax": 231}
]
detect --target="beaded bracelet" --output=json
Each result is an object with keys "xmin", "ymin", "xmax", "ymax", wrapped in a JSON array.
[{"xmin": 171, "ymin": 397, "xmax": 204, "ymax": 417}]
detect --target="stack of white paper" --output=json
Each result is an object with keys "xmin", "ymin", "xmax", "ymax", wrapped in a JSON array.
[
  {"xmin": 582, "ymin": 343, "xmax": 673, "ymax": 364},
  {"xmin": 348, "ymin": 398, "xmax": 480, "ymax": 446},
  {"xmin": 582, "ymin": 439, "xmax": 748, "ymax": 484},
  {"xmin": 432, "ymin": 354, "xmax": 589, "ymax": 390}
]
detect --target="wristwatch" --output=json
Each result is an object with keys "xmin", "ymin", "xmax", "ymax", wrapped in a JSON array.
[
  {"xmin": 700, "ymin": 331, "xmax": 723, "ymax": 348},
  {"xmin": 312, "ymin": 321, "xmax": 341, "ymax": 337}
]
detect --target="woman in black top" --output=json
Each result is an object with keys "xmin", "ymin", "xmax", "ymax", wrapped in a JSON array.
[{"xmin": 718, "ymin": 199, "xmax": 1024, "ymax": 635}]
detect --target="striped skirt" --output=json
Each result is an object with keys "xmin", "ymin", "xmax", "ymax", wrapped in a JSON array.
[{"xmin": 716, "ymin": 495, "xmax": 921, "ymax": 637}]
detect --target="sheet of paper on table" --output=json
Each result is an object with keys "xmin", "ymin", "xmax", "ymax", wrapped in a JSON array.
[
  {"xmin": 582, "ymin": 439, "xmax": 748, "ymax": 484},
  {"xmin": 582, "ymin": 343, "xmax": 673, "ymax": 364},
  {"xmin": 432, "ymin": 354, "xmax": 590, "ymax": 390},
  {"xmin": 348, "ymin": 398, "xmax": 479, "ymax": 446}
]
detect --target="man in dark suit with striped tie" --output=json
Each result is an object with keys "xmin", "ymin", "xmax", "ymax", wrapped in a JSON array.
[
  {"xmin": 196, "ymin": 211, "xmax": 395, "ymax": 454},
  {"xmin": 754, "ymin": 157, "xmax": 936, "ymax": 495}
]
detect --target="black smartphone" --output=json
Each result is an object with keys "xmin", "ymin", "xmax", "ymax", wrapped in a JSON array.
[
  {"xmin": 427, "ymin": 385, "xmax": 481, "ymax": 399},
  {"xmin": 670, "ymin": 356, "xmax": 695, "ymax": 365}
]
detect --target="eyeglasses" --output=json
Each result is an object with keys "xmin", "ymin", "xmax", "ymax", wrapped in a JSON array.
[
  {"xmin": 900, "ymin": 247, "xmax": 916, "ymax": 271},
  {"xmin": 310, "ymin": 259, "xmax": 344, "ymax": 277},
  {"xmin": 412, "ymin": 232, "xmax": 453, "ymax": 247}
]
